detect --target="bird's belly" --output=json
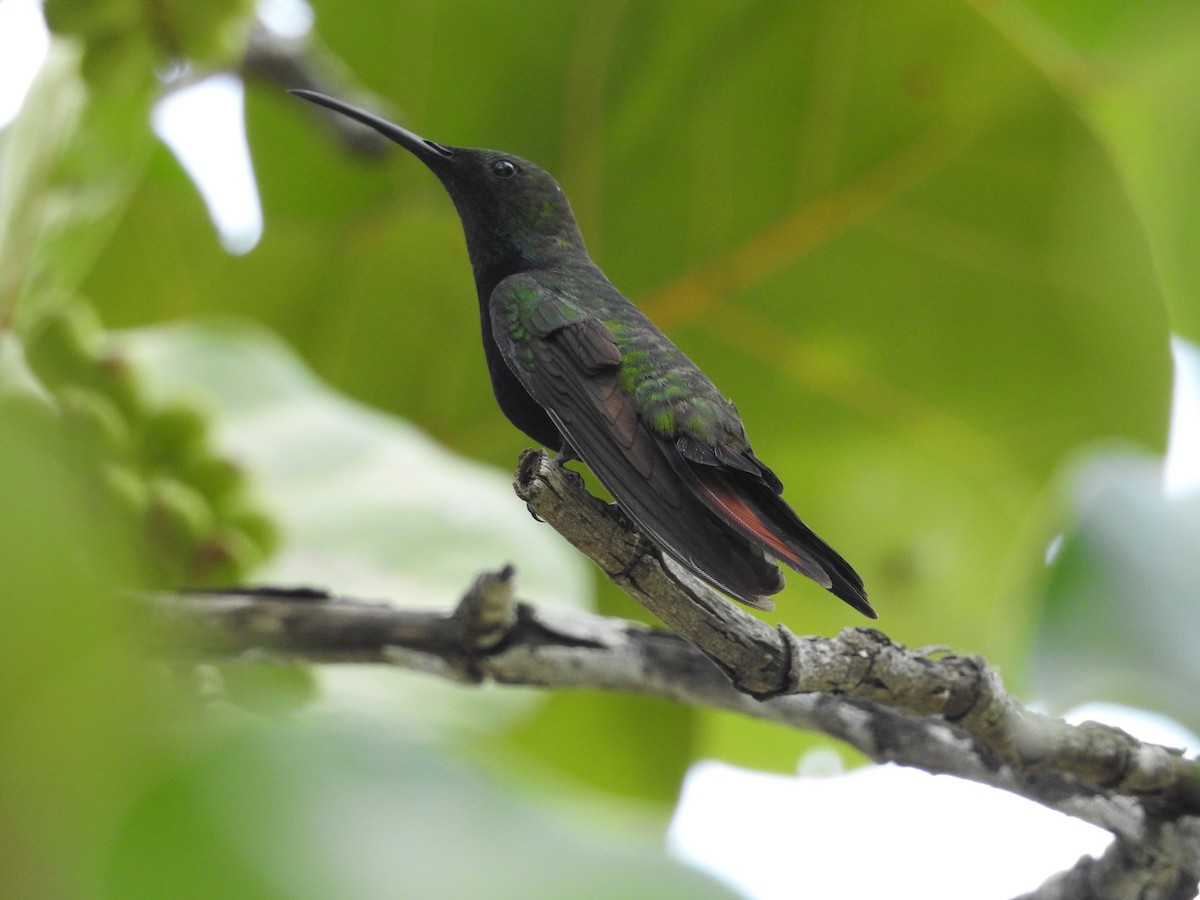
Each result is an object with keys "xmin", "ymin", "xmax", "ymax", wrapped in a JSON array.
[{"xmin": 487, "ymin": 352, "xmax": 564, "ymax": 450}]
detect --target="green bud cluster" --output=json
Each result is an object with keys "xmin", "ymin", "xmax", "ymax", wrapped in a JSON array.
[
  {"xmin": 43, "ymin": 0, "xmax": 256, "ymax": 87},
  {"xmin": 25, "ymin": 304, "xmax": 278, "ymax": 588}
]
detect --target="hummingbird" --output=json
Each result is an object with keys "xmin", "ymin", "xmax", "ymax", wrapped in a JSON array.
[{"xmin": 292, "ymin": 90, "xmax": 875, "ymax": 619}]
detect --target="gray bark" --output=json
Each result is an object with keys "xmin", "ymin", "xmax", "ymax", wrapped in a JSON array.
[{"xmin": 146, "ymin": 450, "xmax": 1200, "ymax": 899}]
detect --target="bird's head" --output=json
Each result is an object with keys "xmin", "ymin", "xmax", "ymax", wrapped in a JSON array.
[{"xmin": 292, "ymin": 90, "xmax": 587, "ymax": 281}]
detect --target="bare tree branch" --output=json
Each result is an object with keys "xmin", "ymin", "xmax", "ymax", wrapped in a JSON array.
[
  {"xmin": 146, "ymin": 449, "xmax": 1200, "ymax": 897},
  {"xmin": 513, "ymin": 451, "xmax": 1200, "ymax": 812},
  {"xmin": 1016, "ymin": 837, "xmax": 1200, "ymax": 900},
  {"xmin": 150, "ymin": 577, "xmax": 1200, "ymax": 876}
]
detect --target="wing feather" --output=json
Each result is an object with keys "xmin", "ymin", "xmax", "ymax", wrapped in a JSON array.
[
  {"xmin": 496, "ymin": 310, "xmax": 783, "ymax": 606},
  {"xmin": 490, "ymin": 272, "xmax": 871, "ymax": 616},
  {"xmin": 676, "ymin": 458, "xmax": 876, "ymax": 618}
]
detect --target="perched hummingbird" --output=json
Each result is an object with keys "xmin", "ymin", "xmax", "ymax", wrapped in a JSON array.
[{"xmin": 292, "ymin": 90, "xmax": 875, "ymax": 619}]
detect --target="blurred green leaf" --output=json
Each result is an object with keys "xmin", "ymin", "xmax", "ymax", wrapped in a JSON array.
[
  {"xmin": 0, "ymin": 42, "xmax": 155, "ymax": 323},
  {"xmin": 502, "ymin": 690, "xmax": 698, "ymax": 807},
  {"xmin": 1003, "ymin": 0, "xmax": 1200, "ymax": 341},
  {"xmin": 121, "ymin": 318, "xmax": 594, "ymax": 737},
  {"xmin": 0, "ymin": 391, "xmax": 157, "ymax": 898},
  {"xmin": 106, "ymin": 720, "xmax": 740, "ymax": 900},
  {"xmin": 1031, "ymin": 451, "xmax": 1200, "ymax": 733},
  {"xmin": 696, "ymin": 709, "xmax": 867, "ymax": 775}
]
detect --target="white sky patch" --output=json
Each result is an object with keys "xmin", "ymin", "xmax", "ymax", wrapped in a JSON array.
[
  {"xmin": 1166, "ymin": 337, "xmax": 1200, "ymax": 496},
  {"xmin": 257, "ymin": 0, "xmax": 315, "ymax": 39},
  {"xmin": 152, "ymin": 75, "xmax": 263, "ymax": 254},
  {"xmin": 669, "ymin": 703, "xmax": 1194, "ymax": 900},
  {"xmin": 0, "ymin": 0, "xmax": 49, "ymax": 129},
  {"xmin": 670, "ymin": 764, "xmax": 1106, "ymax": 899}
]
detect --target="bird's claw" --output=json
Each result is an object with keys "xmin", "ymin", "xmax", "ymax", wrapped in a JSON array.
[{"xmin": 551, "ymin": 446, "xmax": 585, "ymax": 487}]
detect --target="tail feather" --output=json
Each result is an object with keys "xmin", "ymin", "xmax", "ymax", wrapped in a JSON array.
[
  {"xmin": 545, "ymin": 414, "xmax": 786, "ymax": 609},
  {"xmin": 681, "ymin": 461, "xmax": 876, "ymax": 619}
]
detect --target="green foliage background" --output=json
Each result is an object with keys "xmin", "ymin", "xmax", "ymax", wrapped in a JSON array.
[{"xmin": 1, "ymin": 0, "xmax": 1197, "ymax": 896}]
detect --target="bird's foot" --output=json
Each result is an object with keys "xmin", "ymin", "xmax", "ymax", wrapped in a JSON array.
[
  {"xmin": 553, "ymin": 442, "xmax": 579, "ymax": 466},
  {"xmin": 551, "ymin": 444, "xmax": 585, "ymax": 487},
  {"xmin": 607, "ymin": 502, "xmax": 635, "ymax": 531}
]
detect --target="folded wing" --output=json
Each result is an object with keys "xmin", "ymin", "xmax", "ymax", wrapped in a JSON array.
[{"xmin": 492, "ymin": 277, "xmax": 873, "ymax": 617}]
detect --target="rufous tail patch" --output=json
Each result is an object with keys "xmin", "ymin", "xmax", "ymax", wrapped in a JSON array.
[{"xmin": 694, "ymin": 478, "xmax": 832, "ymax": 588}]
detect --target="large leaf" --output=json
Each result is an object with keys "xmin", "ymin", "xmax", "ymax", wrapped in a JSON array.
[
  {"xmin": 1012, "ymin": 0, "xmax": 1200, "ymax": 342},
  {"xmin": 74, "ymin": 0, "xmax": 1176, "ymax": 778}
]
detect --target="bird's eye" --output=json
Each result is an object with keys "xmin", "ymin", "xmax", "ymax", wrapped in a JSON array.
[{"xmin": 491, "ymin": 159, "xmax": 518, "ymax": 178}]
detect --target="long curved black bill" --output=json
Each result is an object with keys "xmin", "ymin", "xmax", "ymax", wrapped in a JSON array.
[{"xmin": 290, "ymin": 89, "xmax": 455, "ymax": 162}]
